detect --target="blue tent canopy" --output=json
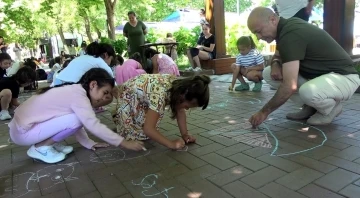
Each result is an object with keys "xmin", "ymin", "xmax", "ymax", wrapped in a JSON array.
[
  {"xmin": 163, "ymin": 10, "xmax": 182, "ymax": 22},
  {"xmin": 162, "ymin": 9, "xmax": 199, "ymax": 23}
]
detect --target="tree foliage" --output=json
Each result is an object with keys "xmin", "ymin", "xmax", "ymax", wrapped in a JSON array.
[{"xmin": 3, "ymin": 0, "xmax": 330, "ymax": 50}]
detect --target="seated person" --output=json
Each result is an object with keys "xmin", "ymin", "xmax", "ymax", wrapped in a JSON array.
[
  {"xmin": 112, "ymin": 74, "xmax": 211, "ymax": 150},
  {"xmin": 115, "ymin": 52, "xmax": 146, "ymax": 85},
  {"xmin": 145, "ymin": 48, "xmax": 180, "ymax": 76},
  {"xmin": 51, "ymin": 59, "xmax": 72, "ymax": 87},
  {"xmin": 47, "ymin": 56, "xmax": 62, "ymax": 83},
  {"xmin": 229, "ymin": 36, "xmax": 264, "ymax": 92},
  {"xmin": 163, "ymin": 33, "xmax": 178, "ymax": 61},
  {"xmin": 0, "ymin": 53, "xmax": 12, "ymax": 79},
  {"xmin": 0, "ymin": 67, "xmax": 36, "ymax": 120},
  {"xmin": 186, "ymin": 24, "xmax": 216, "ymax": 71}
]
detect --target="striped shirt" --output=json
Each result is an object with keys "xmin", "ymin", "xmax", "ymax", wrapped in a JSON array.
[{"xmin": 235, "ymin": 49, "xmax": 264, "ymax": 68}]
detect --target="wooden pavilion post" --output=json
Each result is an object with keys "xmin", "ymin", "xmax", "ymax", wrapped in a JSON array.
[
  {"xmin": 205, "ymin": 0, "xmax": 228, "ymax": 58},
  {"xmin": 323, "ymin": 0, "xmax": 355, "ymax": 55}
]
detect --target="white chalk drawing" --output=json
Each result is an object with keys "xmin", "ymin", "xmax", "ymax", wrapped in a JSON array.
[
  {"xmin": 214, "ymin": 123, "xmax": 272, "ymax": 148},
  {"xmin": 176, "ymin": 145, "xmax": 188, "ymax": 152},
  {"xmin": 232, "ymin": 133, "xmax": 272, "ymax": 148},
  {"xmin": 0, "ymin": 162, "xmax": 79, "ymax": 198},
  {"xmin": 90, "ymin": 148, "xmax": 151, "ymax": 163},
  {"xmin": 209, "ymin": 120, "xmax": 328, "ymax": 156},
  {"xmin": 132, "ymin": 174, "xmax": 174, "ymax": 198}
]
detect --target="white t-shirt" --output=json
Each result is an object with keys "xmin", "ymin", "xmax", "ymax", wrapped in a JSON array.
[
  {"xmin": 7, "ymin": 61, "xmax": 21, "ymax": 76},
  {"xmin": 56, "ymin": 55, "xmax": 114, "ymax": 83},
  {"xmin": 235, "ymin": 49, "xmax": 264, "ymax": 68},
  {"xmin": 53, "ymin": 63, "xmax": 61, "ymax": 71},
  {"xmin": 276, "ymin": 0, "xmax": 308, "ymax": 19}
]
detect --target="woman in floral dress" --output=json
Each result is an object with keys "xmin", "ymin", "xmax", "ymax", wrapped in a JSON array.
[{"xmin": 112, "ymin": 74, "xmax": 210, "ymax": 150}]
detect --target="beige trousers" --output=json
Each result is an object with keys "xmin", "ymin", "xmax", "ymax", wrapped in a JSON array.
[{"xmin": 263, "ymin": 66, "xmax": 360, "ymax": 115}]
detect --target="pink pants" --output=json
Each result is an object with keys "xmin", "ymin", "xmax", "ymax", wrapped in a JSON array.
[{"xmin": 9, "ymin": 114, "xmax": 83, "ymax": 146}]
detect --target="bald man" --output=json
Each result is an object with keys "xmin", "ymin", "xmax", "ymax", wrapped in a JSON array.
[{"xmin": 247, "ymin": 7, "xmax": 360, "ymax": 127}]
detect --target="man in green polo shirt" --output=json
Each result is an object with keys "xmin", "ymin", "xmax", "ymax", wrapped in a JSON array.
[{"xmin": 247, "ymin": 7, "xmax": 360, "ymax": 127}]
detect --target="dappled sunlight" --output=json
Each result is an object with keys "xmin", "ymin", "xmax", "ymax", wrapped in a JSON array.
[
  {"xmin": 232, "ymin": 168, "xmax": 243, "ymax": 174},
  {"xmin": 224, "ymin": 116, "xmax": 231, "ymax": 119},
  {"xmin": 308, "ymin": 135, "xmax": 317, "ymax": 139},
  {"xmin": 0, "ymin": 144, "xmax": 8, "ymax": 149},
  {"xmin": 188, "ymin": 192, "xmax": 202, "ymax": 198},
  {"xmin": 210, "ymin": 120, "xmax": 220, "ymax": 124},
  {"xmin": 298, "ymin": 127, "xmax": 309, "ymax": 133},
  {"xmin": 267, "ymin": 117, "xmax": 274, "ymax": 121},
  {"xmin": 348, "ymin": 133, "xmax": 355, "ymax": 138},
  {"xmin": 228, "ymin": 120, "xmax": 237, "ymax": 124}
]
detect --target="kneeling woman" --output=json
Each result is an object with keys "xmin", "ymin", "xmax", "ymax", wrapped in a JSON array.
[
  {"xmin": 9, "ymin": 68, "xmax": 144, "ymax": 164},
  {"xmin": 113, "ymin": 74, "xmax": 210, "ymax": 150}
]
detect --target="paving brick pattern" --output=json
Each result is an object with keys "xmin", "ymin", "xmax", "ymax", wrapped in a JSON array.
[{"xmin": 1, "ymin": 81, "xmax": 360, "ymax": 197}]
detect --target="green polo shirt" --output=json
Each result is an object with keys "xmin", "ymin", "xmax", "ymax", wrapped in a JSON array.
[{"xmin": 276, "ymin": 17, "xmax": 357, "ymax": 79}]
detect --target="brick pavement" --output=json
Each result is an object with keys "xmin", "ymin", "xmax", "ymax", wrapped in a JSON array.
[{"xmin": 1, "ymin": 81, "xmax": 360, "ymax": 198}]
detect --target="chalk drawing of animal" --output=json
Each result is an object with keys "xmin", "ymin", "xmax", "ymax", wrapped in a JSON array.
[{"xmin": 0, "ymin": 162, "xmax": 79, "ymax": 198}]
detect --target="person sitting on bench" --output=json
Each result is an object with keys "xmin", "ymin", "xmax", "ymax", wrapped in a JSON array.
[{"xmin": 185, "ymin": 24, "xmax": 216, "ymax": 72}]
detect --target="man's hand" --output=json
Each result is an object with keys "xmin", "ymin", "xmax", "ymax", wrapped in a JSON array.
[{"xmin": 249, "ymin": 110, "xmax": 269, "ymax": 128}]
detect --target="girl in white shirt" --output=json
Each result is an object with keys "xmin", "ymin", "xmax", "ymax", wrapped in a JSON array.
[{"xmin": 54, "ymin": 42, "xmax": 116, "ymax": 111}]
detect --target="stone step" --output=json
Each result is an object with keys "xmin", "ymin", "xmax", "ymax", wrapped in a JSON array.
[{"xmin": 180, "ymin": 69, "xmax": 215, "ymax": 77}]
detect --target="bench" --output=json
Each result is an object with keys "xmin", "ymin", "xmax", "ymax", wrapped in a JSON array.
[{"xmin": 200, "ymin": 57, "xmax": 236, "ymax": 75}]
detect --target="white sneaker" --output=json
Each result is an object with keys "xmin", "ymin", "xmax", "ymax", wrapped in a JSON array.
[
  {"xmin": 185, "ymin": 67, "xmax": 193, "ymax": 71},
  {"xmin": 0, "ymin": 110, "xmax": 12, "ymax": 120},
  {"xmin": 53, "ymin": 143, "xmax": 73, "ymax": 154},
  {"xmin": 193, "ymin": 67, "xmax": 202, "ymax": 71},
  {"xmin": 27, "ymin": 145, "xmax": 66, "ymax": 163}
]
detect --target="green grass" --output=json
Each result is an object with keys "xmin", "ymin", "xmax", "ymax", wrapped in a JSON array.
[{"xmin": 175, "ymin": 55, "xmax": 190, "ymax": 70}]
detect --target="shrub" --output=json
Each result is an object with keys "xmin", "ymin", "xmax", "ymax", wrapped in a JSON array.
[
  {"xmin": 225, "ymin": 23, "xmax": 266, "ymax": 56},
  {"xmin": 100, "ymin": 36, "xmax": 127, "ymax": 55},
  {"xmin": 173, "ymin": 26, "xmax": 201, "ymax": 56}
]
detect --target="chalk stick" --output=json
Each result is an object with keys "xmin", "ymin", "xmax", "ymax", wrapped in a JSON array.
[{"xmin": 142, "ymin": 147, "xmax": 147, "ymax": 151}]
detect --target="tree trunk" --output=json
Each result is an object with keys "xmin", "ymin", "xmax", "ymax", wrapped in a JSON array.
[
  {"xmin": 103, "ymin": 0, "xmax": 117, "ymax": 40},
  {"xmin": 83, "ymin": 12, "xmax": 93, "ymax": 42},
  {"xmin": 57, "ymin": 25, "xmax": 69, "ymax": 53},
  {"xmin": 95, "ymin": 26, "xmax": 102, "ymax": 39}
]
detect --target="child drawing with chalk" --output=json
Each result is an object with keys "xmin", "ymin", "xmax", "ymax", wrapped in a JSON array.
[
  {"xmin": 112, "ymin": 74, "xmax": 211, "ymax": 150},
  {"xmin": 229, "ymin": 36, "xmax": 265, "ymax": 92},
  {"xmin": 9, "ymin": 68, "xmax": 144, "ymax": 164}
]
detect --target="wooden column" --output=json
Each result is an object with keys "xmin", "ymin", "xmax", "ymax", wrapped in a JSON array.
[
  {"xmin": 323, "ymin": 0, "xmax": 355, "ymax": 54},
  {"xmin": 205, "ymin": 0, "xmax": 227, "ymax": 58}
]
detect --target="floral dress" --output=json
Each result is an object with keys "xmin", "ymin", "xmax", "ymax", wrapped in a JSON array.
[{"xmin": 112, "ymin": 74, "xmax": 176, "ymax": 140}]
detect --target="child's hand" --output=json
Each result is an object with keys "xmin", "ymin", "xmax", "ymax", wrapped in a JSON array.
[
  {"xmin": 91, "ymin": 142, "xmax": 110, "ymax": 151},
  {"xmin": 120, "ymin": 140, "xmax": 145, "ymax": 151},
  {"xmin": 228, "ymin": 85, "xmax": 233, "ymax": 91},
  {"xmin": 182, "ymin": 134, "xmax": 196, "ymax": 143},
  {"xmin": 171, "ymin": 139, "xmax": 185, "ymax": 150}
]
